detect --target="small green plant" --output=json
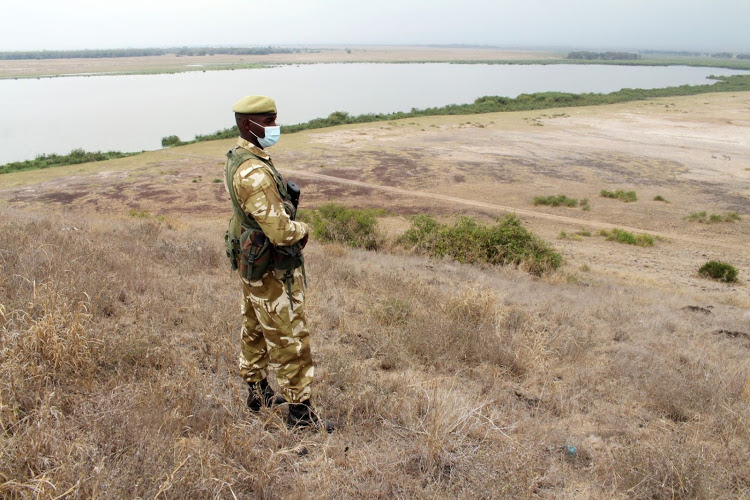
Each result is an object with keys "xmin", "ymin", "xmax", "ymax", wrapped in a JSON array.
[
  {"xmin": 558, "ymin": 231, "xmax": 582, "ymax": 241},
  {"xmin": 599, "ymin": 228, "xmax": 654, "ymax": 247},
  {"xmin": 698, "ymin": 261, "xmax": 738, "ymax": 282},
  {"xmin": 307, "ymin": 203, "xmax": 384, "ymax": 250},
  {"xmin": 580, "ymin": 198, "xmax": 591, "ymax": 211},
  {"xmin": 129, "ymin": 209, "xmax": 152, "ymax": 219},
  {"xmin": 653, "ymin": 195, "xmax": 669, "ymax": 202},
  {"xmin": 212, "ymin": 178, "xmax": 222, "ymax": 183},
  {"xmin": 577, "ymin": 230, "xmax": 592, "ymax": 237},
  {"xmin": 533, "ymin": 194, "xmax": 578, "ymax": 207},
  {"xmin": 600, "ymin": 190, "xmax": 637, "ymax": 202},
  {"xmin": 400, "ymin": 214, "xmax": 562, "ymax": 275}
]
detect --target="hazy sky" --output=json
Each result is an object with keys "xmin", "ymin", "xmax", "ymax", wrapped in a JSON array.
[{"xmin": 2, "ymin": 0, "xmax": 748, "ymax": 52}]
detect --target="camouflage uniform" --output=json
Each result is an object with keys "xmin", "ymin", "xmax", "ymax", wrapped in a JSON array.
[{"xmin": 226, "ymin": 138, "xmax": 313, "ymax": 404}]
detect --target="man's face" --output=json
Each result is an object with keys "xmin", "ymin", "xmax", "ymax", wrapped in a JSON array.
[{"xmin": 245, "ymin": 114, "xmax": 277, "ymax": 139}]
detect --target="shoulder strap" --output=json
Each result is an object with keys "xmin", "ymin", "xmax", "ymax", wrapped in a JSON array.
[{"xmin": 225, "ymin": 148, "xmax": 259, "ymax": 229}]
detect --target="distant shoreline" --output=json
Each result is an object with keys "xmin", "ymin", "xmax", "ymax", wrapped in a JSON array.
[{"xmin": 3, "ymin": 45, "xmax": 748, "ymax": 80}]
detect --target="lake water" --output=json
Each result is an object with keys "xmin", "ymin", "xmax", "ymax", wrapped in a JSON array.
[{"xmin": 0, "ymin": 63, "xmax": 747, "ymax": 165}]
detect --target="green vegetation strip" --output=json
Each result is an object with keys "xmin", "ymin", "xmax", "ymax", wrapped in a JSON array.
[
  {"xmin": 685, "ymin": 211, "xmax": 741, "ymax": 223},
  {"xmin": 0, "ymin": 148, "xmax": 138, "ymax": 175},
  {"xmin": 3, "ymin": 74, "xmax": 750, "ymax": 174}
]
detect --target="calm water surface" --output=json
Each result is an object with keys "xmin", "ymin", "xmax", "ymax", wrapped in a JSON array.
[{"xmin": 0, "ymin": 63, "xmax": 747, "ymax": 164}]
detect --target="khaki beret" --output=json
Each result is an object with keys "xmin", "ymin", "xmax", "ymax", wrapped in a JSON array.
[{"xmin": 232, "ymin": 95, "xmax": 277, "ymax": 114}]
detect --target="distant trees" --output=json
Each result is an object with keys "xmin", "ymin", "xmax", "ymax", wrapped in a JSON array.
[
  {"xmin": 567, "ymin": 51, "xmax": 641, "ymax": 61},
  {"xmin": 0, "ymin": 46, "xmax": 308, "ymax": 60},
  {"xmin": 710, "ymin": 52, "xmax": 734, "ymax": 58},
  {"xmin": 737, "ymin": 54, "xmax": 750, "ymax": 60}
]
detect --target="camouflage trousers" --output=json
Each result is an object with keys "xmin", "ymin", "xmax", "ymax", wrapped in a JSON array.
[{"xmin": 239, "ymin": 267, "xmax": 314, "ymax": 404}]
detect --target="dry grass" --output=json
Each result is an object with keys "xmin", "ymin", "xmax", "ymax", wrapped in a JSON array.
[{"xmin": 1, "ymin": 208, "xmax": 749, "ymax": 498}]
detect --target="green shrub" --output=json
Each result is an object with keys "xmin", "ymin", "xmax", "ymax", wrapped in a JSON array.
[
  {"xmin": 600, "ymin": 190, "xmax": 637, "ymax": 202},
  {"xmin": 533, "ymin": 194, "xmax": 578, "ymax": 207},
  {"xmin": 400, "ymin": 214, "xmax": 562, "ymax": 275},
  {"xmin": 698, "ymin": 261, "xmax": 738, "ymax": 282},
  {"xmin": 307, "ymin": 203, "xmax": 383, "ymax": 250},
  {"xmin": 653, "ymin": 195, "xmax": 669, "ymax": 202},
  {"xmin": 580, "ymin": 198, "xmax": 591, "ymax": 211},
  {"xmin": 600, "ymin": 228, "xmax": 654, "ymax": 247},
  {"xmin": 161, "ymin": 135, "xmax": 184, "ymax": 147}
]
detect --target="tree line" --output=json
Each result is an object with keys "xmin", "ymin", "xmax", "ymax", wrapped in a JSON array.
[
  {"xmin": 0, "ymin": 46, "xmax": 309, "ymax": 60},
  {"xmin": 567, "ymin": 51, "xmax": 640, "ymax": 60}
]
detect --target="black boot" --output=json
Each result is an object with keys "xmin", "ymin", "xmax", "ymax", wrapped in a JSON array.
[
  {"xmin": 287, "ymin": 401, "xmax": 336, "ymax": 433},
  {"xmin": 247, "ymin": 379, "xmax": 285, "ymax": 412}
]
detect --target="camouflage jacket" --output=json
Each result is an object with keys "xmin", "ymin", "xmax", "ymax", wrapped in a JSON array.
[{"xmin": 225, "ymin": 138, "xmax": 308, "ymax": 246}]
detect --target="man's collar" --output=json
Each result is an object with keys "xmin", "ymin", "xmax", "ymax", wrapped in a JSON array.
[{"xmin": 236, "ymin": 137, "xmax": 270, "ymax": 160}]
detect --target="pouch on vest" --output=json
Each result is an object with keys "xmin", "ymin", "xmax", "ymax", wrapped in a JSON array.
[{"xmin": 239, "ymin": 227, "xmax": 273, "ymax": 281}]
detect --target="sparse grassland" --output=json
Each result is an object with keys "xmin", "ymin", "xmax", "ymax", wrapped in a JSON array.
[
  {"xmin": 686, "ymin": 211, "xmax": 742, "ymax": 223},
  {"xmin": 600, "ymin": 189, "xmax": 638, "ymax": 203},
  {"xmin": 1, "ymin": 209, "xmax": 748, "ymax": 498},
  {"xmin": 533, "ymin": 194, "xmax": 578, "ymax": 207}
]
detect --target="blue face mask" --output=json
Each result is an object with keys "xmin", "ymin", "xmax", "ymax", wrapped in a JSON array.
[{"xmin": 249, "ymin": 119, "xmax": 281, "ymax": 148}]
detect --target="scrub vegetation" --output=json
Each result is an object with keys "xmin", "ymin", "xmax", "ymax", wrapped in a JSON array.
[
  {"xmin": 686, "ymin": 211, "xmax": 742, "ymax": 223},
  {"xmin": 600, "ymin": 189, "xmax": 638, "ymax": 203},
  {"xmin": 698, "ymin": 261, "xmax": 739, "ymax": 282},
  {"xmin": 1, "ymin": 208, "xmax": 748, "ymax": 498},
  {"xmin": 399, "ymin": 214, "xmax": 562, "ymax": 275},
  {"xmin": 533, "ymin": 194, "xmax": 579, "ymax": 207},
  {"xmin": 598, "ymin": 228, "xmax": 655, "ymax": 247}
]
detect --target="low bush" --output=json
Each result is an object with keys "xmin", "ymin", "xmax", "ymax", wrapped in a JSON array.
[
  {"xmin": 400, "ymin": 214, "xmax": 562, "ymax": 275},
  {"xmin": 533, "ymin": 194, "xmax": 578, "ymax": 207},
  {"xmin": 161, "ymin": 135, "xmax": 185, "ymax": 147},
  {"xmin": 305, "ymin": 203, "xmax": 384, "ymax": 250},
  {"xmin": 653, "ymin": 195, "xmax": 669, "ymax": 202},
  {"xmin": 600, "ymin": 189, "xmax": 637, "ymax": 202},
  {"xmin": 698, "ymin": 261, "xmax": 738, "ymax": 282},
  {"xmin": 599, "ymin": 228, "xmax": 654, "ymax": 247}
]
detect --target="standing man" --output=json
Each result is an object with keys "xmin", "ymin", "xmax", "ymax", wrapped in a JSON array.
[{"xmin": 223, "ymin": 95, "xmax": 333, "ymax": 432}]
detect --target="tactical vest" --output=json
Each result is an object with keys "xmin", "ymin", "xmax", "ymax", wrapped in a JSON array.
[{"xmin": 224, "ymin": 147, "xmax": 305, "ymax": 300}]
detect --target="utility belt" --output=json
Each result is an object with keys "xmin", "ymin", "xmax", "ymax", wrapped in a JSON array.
[{"xmin": 224, "ymin": 215, "xmax": 306, "ymax": 305}]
